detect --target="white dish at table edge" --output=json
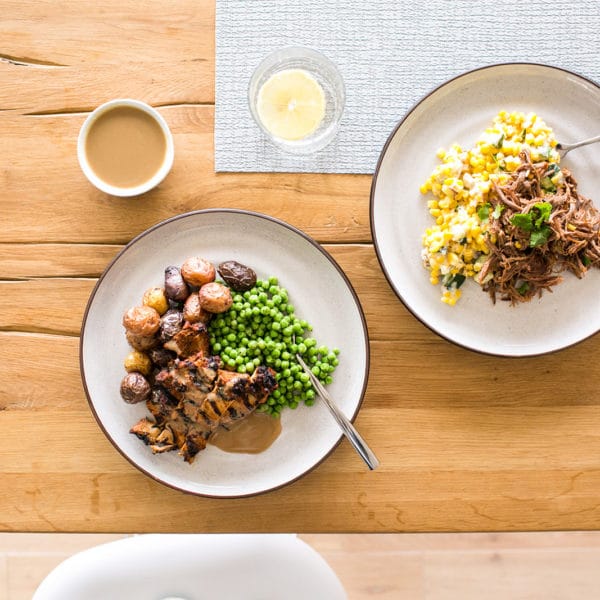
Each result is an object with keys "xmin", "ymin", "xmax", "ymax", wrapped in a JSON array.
[
  {"xmin": 32, "ymin": 534, "xmax": 347, "ymax": 600},
  {"xmin": 80, "ymin": 209, "xmax": 369, "ymax": 497},
  {"xmin": 370, "ymin": 63, "xmax": 600, "ymax": 357}
]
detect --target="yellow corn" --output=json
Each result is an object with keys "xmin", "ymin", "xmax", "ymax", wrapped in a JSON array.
[{"xmin": 420, "ymin": 110, "xmax": 559, "ymax": 306}]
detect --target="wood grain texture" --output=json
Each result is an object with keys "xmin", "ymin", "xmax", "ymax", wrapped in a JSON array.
[
  {"xmin": 1, "ymin": 0, "xmax": 600, "ymax": 534},
  {"xmin": 0, "ymin": 109, "xmax": 371, "ymax": 244}
]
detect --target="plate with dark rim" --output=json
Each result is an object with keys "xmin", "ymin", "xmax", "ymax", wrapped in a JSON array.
[
  {"xmin": 80, "ymin": 209, "xmax": 369, "ymax": 497},
  {"xmin": 370, "ymin": 63, "xmax": 600, "ymax": 357}
]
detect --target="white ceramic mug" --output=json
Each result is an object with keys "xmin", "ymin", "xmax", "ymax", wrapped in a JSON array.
[{"xmin": 77, "ymin": 98, "xmax": 174, "ymax": 197}]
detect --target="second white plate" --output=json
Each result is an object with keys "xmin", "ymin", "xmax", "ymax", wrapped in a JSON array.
[{"xmin": 371, "ymin": 63, "xmax": 600, "ymax": 356}]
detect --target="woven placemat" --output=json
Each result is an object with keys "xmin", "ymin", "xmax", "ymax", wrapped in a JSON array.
[{"xmin": 215, "ymin": 1, "xmax": 600, "ymax": 174}]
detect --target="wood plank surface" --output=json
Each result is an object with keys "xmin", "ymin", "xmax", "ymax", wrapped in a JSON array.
[{"xmin": 1, "ymin": 0, "xmax": 600, "ymax": 534}]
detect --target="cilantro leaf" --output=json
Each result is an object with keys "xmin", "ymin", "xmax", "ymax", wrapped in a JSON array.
[
  {"xmin": 529, "ymin": 226, "xmax": 551, "ymax": 248},
  {"xmin": 477, "ymin": 203, "xmax": 491, "ymax": 221},
  {"xmin": 517, "ymin": 282, "xmax": 530, "ymax": 295},
  {"xmin": 533, "ymin": 202, "xmax": 552, "ymax": 227},
  {"xmin": 511, "ymin": 213, "xmax": 533, "ymax": 231},
  {"xmin": 583, "ymin": 256, "xmax": 592, "ymax": 267}
]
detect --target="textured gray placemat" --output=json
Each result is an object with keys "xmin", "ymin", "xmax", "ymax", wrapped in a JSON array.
[{"xmin": 215, "ymin": 1, "xmax": 600, "ymax": 174}]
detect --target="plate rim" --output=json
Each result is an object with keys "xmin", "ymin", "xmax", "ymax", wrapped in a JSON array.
[
  {"xmin": 80, "ymin": 208, "xmax": 370, "ymax": 498},
  {"xmin": 369, "ymin": 61, "xmax": 600, "ymax": 358}
]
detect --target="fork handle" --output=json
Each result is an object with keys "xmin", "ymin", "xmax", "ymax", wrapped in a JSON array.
[
  {"xmin": 557, "ymin": 134, "xmax": 600, "ymax": 155},
  {"xmin": 323, "ymin": 399, "xmax": 380, "ymax": 470}
]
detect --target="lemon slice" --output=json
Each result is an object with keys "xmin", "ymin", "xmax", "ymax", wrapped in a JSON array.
[{"xmin": 257, "ymin": 69, "xmax": 326, "ymax": 141}]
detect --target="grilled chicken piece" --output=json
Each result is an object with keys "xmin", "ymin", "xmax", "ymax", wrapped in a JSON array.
[
  {"xmin": 155, "ymin": 353, "xmax": 221, "ymax": 403},
  {"xmin": 163, "ymin": 322, "xmax": 210, "ymax": 357},
  {"xmin": 130, "ymin": 418, "xmax": 177, "ymax": 454},
  {"xmin": 130, "ymin": 364, "xmax": 277, "ymax": 463},
  {"xmin": 179, "ymin": 365, "xmax": 277, "ymax": 461}
]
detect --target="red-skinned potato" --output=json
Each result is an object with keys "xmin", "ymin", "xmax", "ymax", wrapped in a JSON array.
[
  {"xmin": 181, "ymin": 257, "xmax": 216, "ymax": 287},
  {"xmin": 198, "ymin": 282, "xmax": 233, "ymax": 313},
  {"xmin": 183, "ymin": 292, "xmax": 213, "ymax": 324},
  {"xmin": 126, "ymin": 331, "xmax": 158, "ymax": 351},
  {"xmin": 164, "ymin": 266, "xmax": 189, "ymax": 302},
  {"xmin": 120, "ymin": 372, "xmax": 151, "ymax": 404},
  {"xmin": 122, "ymin": 305, "xmax": 161, "ymax": 336}
]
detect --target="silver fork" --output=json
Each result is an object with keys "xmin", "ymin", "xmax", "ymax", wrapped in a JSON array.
[
  {"xmin": 556, "ymin": 134, "xmax": 600, "ymax": 158},
  {"xmin": 296, "ymin": 354, "xmax": 379, "ymax": 470}
]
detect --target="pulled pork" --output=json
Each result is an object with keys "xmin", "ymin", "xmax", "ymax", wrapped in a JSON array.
[{"xmin": 479, "ymin": 150, "xmax": 600, "ymax": 304}]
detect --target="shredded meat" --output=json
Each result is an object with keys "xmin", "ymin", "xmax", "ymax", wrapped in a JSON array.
[{"xmin": 480, "ymin": 150, "xmax": 600, "ymax": 304}]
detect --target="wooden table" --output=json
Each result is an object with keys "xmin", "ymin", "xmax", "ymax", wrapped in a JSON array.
[{"xmin": 2, "ymin": 1, "xmax": 600, "ymax": 534}]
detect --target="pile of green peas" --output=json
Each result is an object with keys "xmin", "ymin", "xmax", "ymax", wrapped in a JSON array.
[{"xmin": 208, "ymin": 276, "xmax": 339, "ymax": 415}]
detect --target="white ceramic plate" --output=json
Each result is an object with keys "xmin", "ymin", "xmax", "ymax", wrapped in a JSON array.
[
  {"xmin": 81, "ymin": 210, "xmax": 369, "ymax": 497},
  {"xmin": 371, "ymin": 63, "xmax": 600, "ymax": 357},
  {"xmin": 33, "ymin": 534, "xmax": 347, "ymax": 600}
]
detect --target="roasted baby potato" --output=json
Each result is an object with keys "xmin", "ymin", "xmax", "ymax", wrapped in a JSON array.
[
  {"xmin": 159, "ymin": 309, "xmax": 184, "ymax": 342},
  {"xmin": 122, "ymin": 305, "xmax": 161, "ymax": 336},
  {"xmin": 218, "ymin": 260, "xmax": 257, "ymax": 292},
  {"xmin": 120, "ymin": 372, "xmax": 151, "ymax": 404},
  {"xmin": 126, "ymin": 331, "xmax": 158, "ymax": 351},
  {"xmin": 198, "ymin": 282, "xmax": 233, "ymax": 313},
  {"xmin": 164, "ymin": 266, "xmax": 189, "ymax": 302},
  {"xmin": 183, "ymin": 292, "xmax": 212, "ymax": 324},
  {"xmin": 124, "ymin": 350, "xmax": 152, "ymax": 376},
  {"xmin": 142, "ymin": 286, "xmax": 168, "ymax": 315},
  {"xmin": 181, "ymin": 257, "xmax": 216, "ymax": 287}
]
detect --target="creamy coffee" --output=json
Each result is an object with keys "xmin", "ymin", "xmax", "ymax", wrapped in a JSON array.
[{"xmin": 85, "ymin": 105, "xmax": 167, "ymax": 188}]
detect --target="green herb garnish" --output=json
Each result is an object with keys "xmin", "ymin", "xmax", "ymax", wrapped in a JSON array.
[
  {"xmin": 540, "ymin": 165, "xmax": 560, "ymax": 193},
  {"xmin": 443, "ymin": 273, "xmax": 466, "ymax": 289},
  {"xmin": 532, "ymin": 202, "xmax": 552, "ymax": 227},
  {"xmin": 583, "ymin": 256, "xmax": 592, "ymax": 267},
  {"xmin": 493, "ymin": 134, "xmax": 505, "ymax": 149},
  {"xmin": 510, "ymin": 202, "xmax": 553, "ymax": 248},
  {"xmin": 511, "ymin": 213, "xmax": 534, "ymax": 231},
  {"xmin": 540, "ymin": 177, "xmax": 557, "ymax": 193},
  {"xmin": 529, "ymin": 227, "xmax": 551, "ymax": 248},
  {"xmin": 517, "ymin": 282, "xmax": 530, "ymax": 295},
  {"xmin": 477, "ymin": 203, "xmax": 491, "ymax": 221}
]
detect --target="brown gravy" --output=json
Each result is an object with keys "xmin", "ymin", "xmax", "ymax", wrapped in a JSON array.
[
  {"xmin": 85, "ymin": 106, "xmax": 166, "ymax": 188},
  {"xmin": 209, "ymin": 412, "xmax": 281, "ymax": 454}
]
